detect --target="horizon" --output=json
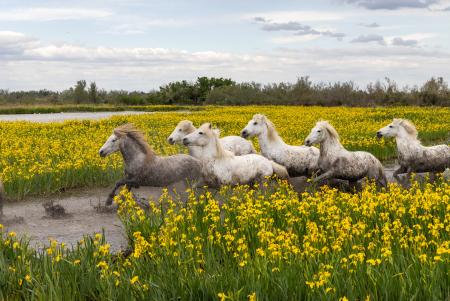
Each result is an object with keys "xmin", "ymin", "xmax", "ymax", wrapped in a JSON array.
[{"xmin": 1, "ymin": 0, "xmax": 449, "ymax": 91}]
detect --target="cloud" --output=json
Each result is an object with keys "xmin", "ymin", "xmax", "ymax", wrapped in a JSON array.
[
  {"xmin": 0, "ymin": 8, "xmax": 112, "ymax": 22},
  {"xmin": 1, "ymin": 31, "xmax": 449, "ymax": 91},
  {"xmin": 245, "ymin": 11, "xmax": 344, "ymax": 22},
  {"xmin": 359, "ymin": 22, "xmax": 381, "ymax": 27},
  {"xmin": 0, "ymin": 31, "xmax": 38, "ymax": 56},
  {"xmin": 391, "ymin": 37, "xmax": 419, "ymax": 46},
  {"xmin": 342, "ymin": 0, "xmax": 439, "ymax": 10},
  {"xmin": 254, "ymin": 19, "xmax": 345, "ymax": 41},
  {"xmin": 351, "ymin": 34, "xmax": 386, "ymax": 45}
]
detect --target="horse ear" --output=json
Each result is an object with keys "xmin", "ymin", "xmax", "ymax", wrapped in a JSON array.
[{"xmin": 208, "ymin": 123, "xmax": 212, "ymax": 129}]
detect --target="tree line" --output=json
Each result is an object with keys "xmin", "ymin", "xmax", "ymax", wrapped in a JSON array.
[{"xmin": 1, "ymin": 76, "xmax": 449, "ymax": 106}]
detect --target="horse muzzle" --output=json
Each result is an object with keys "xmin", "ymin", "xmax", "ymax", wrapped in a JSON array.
[
  {"xmin": 376, "ymin": 132, "xmax": 383, "ymax": 139},
  {"xmin": 241, "ymin": 130, "xmax": 249, "ymax": 138},
  {"xmin": 167, "ymin": 137, "xmax": 175, "ymax": 145},
  {"xmin": 305, "ymin": 139, "xmax": 312, "ymax": 147},
  {"xmin": 99, "ymin": 150, "xmax": 107, "ymax": 157},
  {"xmin": 182, "ymin": 138, "xmax": 190, "ymax": 146}
]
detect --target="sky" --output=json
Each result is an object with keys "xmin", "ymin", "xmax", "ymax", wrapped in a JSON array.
[{"xmin": 0, "ymin": 0, "xmax": 449, "ymax": 91}]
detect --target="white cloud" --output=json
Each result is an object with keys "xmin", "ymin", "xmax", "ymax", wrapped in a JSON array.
[
  {"xmin": 0, "ymin": 8, "xmax": 112, "ymax": 22},
  {"xmin": 0, "ymin": 31, "xmax": 449, "ymax": 90},
  {"xmin": 243, "ymin": 11, "xmax": 345, "ymax": 23},
  {"xmin": 270, "ymin": 35, "xmax": 320, "ymax": 44}
]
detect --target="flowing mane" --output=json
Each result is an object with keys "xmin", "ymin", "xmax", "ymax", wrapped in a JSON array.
[
  {"xmin": 317, "ymin": 121, "xmax": 340, "ymax": 141},
  {"xmin": 393, "ymin": 118, "xmax": 418, "ymax": 139},
  {"xmin": 113, "ymin": 123, "xmax": 155, "ymax": 158},
  {"xmin": 253, "ymin": 114, "xmax": 278, "ymax": 141},
  {"xmin": 177, "ymin": 120, "xmax": 196, "ymax": 133},
  {"xmin": 200, "ymin": 123, "xmax": 233, "ymax": 159}
]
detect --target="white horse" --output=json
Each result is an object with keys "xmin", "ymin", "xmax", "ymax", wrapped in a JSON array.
[
  {"xmin": 182, "ymin": 123, "xmax": 288, "ymax": 187},
  {"xmin": 168, "ymin": 120, "xmax": 255, "ymax": 157},
  {"xmin": 377, "ymin": 118, "xmax": 450, "ymax": 183},
  {"xmin": 241, "ymin": 114, "xmax": 319, "ymax": 177},
  {"xmin": 305, "ymin": 121, "xmax": 387, "ymax": 188}
]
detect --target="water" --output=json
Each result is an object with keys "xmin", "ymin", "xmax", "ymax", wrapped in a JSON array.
[{"xmin": 0, "ymin": 111, "xmax": 147, "ymax": 122}]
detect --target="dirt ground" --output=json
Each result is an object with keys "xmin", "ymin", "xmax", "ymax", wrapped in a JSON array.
[{"xmin": 1, "ymin": 166, "xmax": 400, "ymax": 252}]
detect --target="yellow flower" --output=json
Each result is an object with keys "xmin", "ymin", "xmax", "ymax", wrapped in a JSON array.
[
  {"xmin": 218, "ymin": 292, "xmax": 227, "ymax": 301},
  {"xmin": 25, "ymin": 275, "xmax": 31, "ymax": 283},
  {"xmin": 130, "ymin": 276, "xmax": 139, "ymax": 285},
  {"xmin": 73, "ymin": 259, "xmax": 81, "ymax": 265},
  {"xmin": 248, "ymin": 292, "xmax": 257, "ymax": 301}
]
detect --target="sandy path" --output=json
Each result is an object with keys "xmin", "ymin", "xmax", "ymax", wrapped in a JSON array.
[
  {"xmin": 0, "ymin": 166, "xmax": 400, "ymax": 252},
  {"xmin": 1, "ymin": 185, "xmax": 188, "ymax": 252}
]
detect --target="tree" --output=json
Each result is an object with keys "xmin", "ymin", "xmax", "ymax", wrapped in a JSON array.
[
  {"xmin": 88, "ymin": 82, "xmax": 98, "ymax": 103},
  {"xmin": 74, "ymin": 80, "xmax": 88, "ymax": 103}
]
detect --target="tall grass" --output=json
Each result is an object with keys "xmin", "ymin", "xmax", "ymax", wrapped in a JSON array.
[{"xmin": 1, "ymin": 178, "xmax": 449, "ymax": 300}]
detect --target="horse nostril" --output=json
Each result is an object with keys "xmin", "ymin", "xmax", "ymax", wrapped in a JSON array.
[
  {"xmin": 305, "ymin": 140, "xmax": 310, "ymax": 145},
  {"xmin": 376, "ymin": 131, "xmax": 382, "ymax": 138},
  {"xmin": 168, "ymin": 137, "xmax": 173, "ymax": 144},
  {"xmin": 241, "ymin": 130, "xmax": 247, "ymax": 137},
  {"xmin": 182, "ymin": 138, "xmax": 188, "ymax": 145}
]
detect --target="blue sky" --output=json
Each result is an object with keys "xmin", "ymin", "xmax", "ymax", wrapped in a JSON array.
[{"xmin": 0, "ymin": 0, "xmax": 449, "ymax": 91}]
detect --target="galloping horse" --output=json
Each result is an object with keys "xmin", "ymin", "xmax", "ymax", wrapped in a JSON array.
[
  {"xmin": 377, "ymin": 118, "xmax": 450, "ymax": 183},
  {"xmin": 168, "ymin": 120, "xmax": 255, "ymax": 157},
  {"xmin": 183, "ymin": 123, "xmax": 288, "ymax": 187},
  {"xmin": 305, "ymin": 121, "xmax": 387, "ymax": 188},
  {"xmin": 241, "ymin": 114, "xmax": 319, "ymax": 177},
  {"xmin": 99, "ymin": 124, "xmax": 203, "ymax": 205}
]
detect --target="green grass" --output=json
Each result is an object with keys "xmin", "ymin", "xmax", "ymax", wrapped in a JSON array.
[{"xmin": 1, "ymin": 179, "xmax": 449, "ymax": 300}]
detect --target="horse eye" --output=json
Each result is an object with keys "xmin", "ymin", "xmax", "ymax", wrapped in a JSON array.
[
  {"xmin": 253, "ymin": 122, "xmax": 257, "ymax": 125},
  {"xmin": 389, "ymin": 125, "xmax": 393, "ymax": 128},
  {"xmin": 317, "ymin": 130, "xmax": 321, "ymax": 133},
  {"xmin": 179, "ymin": 129, "xmax": 182, "ymax": 132},
  {"xmin": 199, "ymin": 132, "xmax": 203, "ymax": 135}
]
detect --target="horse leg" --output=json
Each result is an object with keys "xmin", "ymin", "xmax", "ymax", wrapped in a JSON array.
[
  {"xmin": 393, "ymin": 166, "xmax": 407, "ymax": 186},
  {"xmin": 313, "ymin": 170, "xmax": 334, "ymax": 185},
  {"xmin": 349, "ymin": 180, "xmax": 360, "ymax": 192},
  {"xmin": 106, "ymin": 178, "xmax": 138, "ymax": 206}
]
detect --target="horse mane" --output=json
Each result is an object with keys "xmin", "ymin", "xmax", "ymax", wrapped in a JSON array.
[
  {"xmin": 177, "ymin": 120, "xmax": 196, "ymax": 133},
  {"xmin": 200, "ymin": 123, "xmax": 232, "ymax": 159},
  {"xmin": 317, "ymin": 121, "xmax": 340, "ymax": 141},
  {"xmin": 113, "ymin": 123, "xmax": 155, "ymax": 159},
  {"xmin": 393, "ymin": 118, "xmax": 418, "ymax": 139},
  {"xmin": 253, "ymin": 114, "xmax": 278, "ymax": 141}
]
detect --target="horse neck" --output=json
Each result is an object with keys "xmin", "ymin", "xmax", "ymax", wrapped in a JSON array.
[
  {"xmin": 320, "ymin": 134, "xmax": 344, "ymax": 157},
  {"xmin": 395, "ymin": 129, "xmax": 422, "ymax": 155},
  {"xmin": 202, "ymin": 136, "xmax": 230, "ymax": 161},
  {"xmin": 257, "ymin": 126, "xmax": 285, "ymax": 154},
  {"xmin": 120, "ymin": 137, "xmax": 154, "ymax": 168}
]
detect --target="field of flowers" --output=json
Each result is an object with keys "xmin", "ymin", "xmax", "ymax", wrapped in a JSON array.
[
  {"xmin": 1, "ymin": 179, "xmax": 449, "ymax": 300},
  {"xmin": 0, "ymin": 106, "xmax": 448, "ymax": 199},
  {"xmin": 0, "ymin": 106, "xmax": 449, "ymax": 300}
]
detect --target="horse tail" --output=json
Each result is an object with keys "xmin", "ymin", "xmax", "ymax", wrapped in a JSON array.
[{"xmin": 271, "ymin": 161, "xmax": 289, "ymax": 179}]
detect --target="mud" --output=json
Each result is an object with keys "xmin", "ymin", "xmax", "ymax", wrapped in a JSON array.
[
  {"xmin": 1, "ymin": 184, "xmax": 189, "ymax": 252},
  {"xmin": 0, "ymin": 164, "xmax": 426, "ymax": 252}
]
